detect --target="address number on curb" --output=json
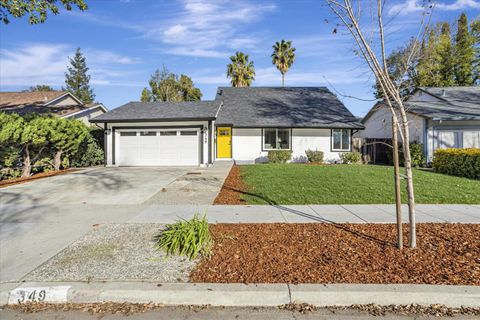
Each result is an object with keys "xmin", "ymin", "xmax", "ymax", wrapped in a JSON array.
[{"xmin": 8, "ymin": 286, "xmax": 71, "ymax": 304}]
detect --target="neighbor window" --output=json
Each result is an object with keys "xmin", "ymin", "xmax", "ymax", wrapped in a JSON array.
[
  {"xmin": 263, "ymin": 128, "xmax": 291, "ymax": 150},
  {"xmin": 331, "ymin": 129, "xmax": 351, "ymax": 151}
]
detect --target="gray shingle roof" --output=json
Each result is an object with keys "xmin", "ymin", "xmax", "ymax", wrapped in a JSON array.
[
  {"xmin": 90, "ymin": 101, "xmax": 219, "ymax": 123},
  {"xmin": 408, "ymin": 86, "xmax": 480, "ymax": 120},
  {"xmin": 215, "ymin": 87, "xmax": 364, "ymax": 128}
]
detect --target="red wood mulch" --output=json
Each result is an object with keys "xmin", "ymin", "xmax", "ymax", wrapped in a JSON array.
[
  {"xmin": 213, "ymin": 165, "xmax": 248, "ymax": 205},
  {"xmin": 190, "ymin": 223, "xmax": 480, "ymax": 285},
  {"xmin": 0, "ymin": 169, "xmax": 78, "ymax": 188}
]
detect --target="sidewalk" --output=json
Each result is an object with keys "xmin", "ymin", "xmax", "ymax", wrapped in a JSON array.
[{"xmin": 130, "ymin": 204, "xmax": 480, "ymax": 224}]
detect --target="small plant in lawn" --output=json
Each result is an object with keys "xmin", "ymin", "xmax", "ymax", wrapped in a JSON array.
[{"xmin": 155, "ymin": 214, "xmax": 213, "ymax": 260}]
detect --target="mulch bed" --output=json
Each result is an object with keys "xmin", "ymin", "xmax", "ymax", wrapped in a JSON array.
[
  {"xmin": 190, "ymin": 223, "xmax": 480, "ymax": 285},
  {"xmin": 0, "ymin": 169, "xmax": 78, "ymax": 188},
  {"xmin": 213, "ymin": 165, "xmax": 247, "ymax": 205}
]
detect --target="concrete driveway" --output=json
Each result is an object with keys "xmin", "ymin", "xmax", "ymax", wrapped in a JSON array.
[{"xmin": 0, "ymin": 163, "xmax": 232, "ymax": 283}]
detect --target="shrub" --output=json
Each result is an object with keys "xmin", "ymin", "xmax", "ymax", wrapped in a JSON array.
[
  {"xmin": 0, "ymin": 168, "xmax": 21, "ymax": 180},
  {"xmin": 155, "ymin": 214, "xmax": 213, "ymax": 260},
  {"xmin": 71, "ymin": 128, "xmax": 104, "ymax": 167},
  {"xmin": 387, "ymin": 142, "xmax": 425, "ymax": 167},
  {"xmin": 432, "ymin": 148, "xmax": 480, "ymax": 179},
  {"xmin": 267, "ymin": 150, "xmax": 292, "ymax": 163},
  {"xmin": 339, "ymin": 151, "xmax": 361, "ymax": 164},
  {"xmin": 305, "ymin": 150, "xmax": 324, "ymax": 163}
]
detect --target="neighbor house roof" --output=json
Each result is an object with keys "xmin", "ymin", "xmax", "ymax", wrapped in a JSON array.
[
  {"xmin": 90, "ymin": 101, "xmax": 220, "ymax": 123},
  {"xmin": 0, "ymin": 91, "xmax": 88, "ymax": 117},
  {"xmin": 215, "ymin": 87, "xmax": 364, "ymax": 128},
  {"xmin": 408, "ymin": 86, "xmax": 480, "ymax": 120}
]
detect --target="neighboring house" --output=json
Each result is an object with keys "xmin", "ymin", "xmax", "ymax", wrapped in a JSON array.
[
  {"xmin": 360, "ymin": 86, "xmax": 480, "ymax": 162},
  {"xmin": 0, "ymin": 91, "xmax": 107, "ymax": 125},
  {"xmin": 90, "ymin": 87, "xmax": 364, "ymax": 167}
]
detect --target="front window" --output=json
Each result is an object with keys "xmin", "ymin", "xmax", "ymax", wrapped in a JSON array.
[
  {"xmin": 263, "ymin": 128, "xmax": 291, "ymax": 150},
  {"xmin": 331, "ymin": 129, "xmax": 351, "ymax": 151}
]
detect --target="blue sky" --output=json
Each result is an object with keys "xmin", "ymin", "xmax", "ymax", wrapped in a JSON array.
[{"xmin": 1, "ymin": 0, "xmax": 479, "ymax": 116}]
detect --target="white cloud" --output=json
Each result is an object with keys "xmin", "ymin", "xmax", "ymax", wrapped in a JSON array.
[
  {"xmin": 389, "ymin": 0, "xmax": 480, "ymax": 15},
  {"xmin": 145, "ymin": 0, "xmax": 276, "ymax": 58},
  {"xmin": 0, "ymin": 43, "xmax": 141, "ymax": 87}
]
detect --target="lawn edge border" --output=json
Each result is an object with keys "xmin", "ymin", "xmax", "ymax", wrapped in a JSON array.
[{"xmin": 2, "ymin": 281, "xmax": 479, "ymax": 308}]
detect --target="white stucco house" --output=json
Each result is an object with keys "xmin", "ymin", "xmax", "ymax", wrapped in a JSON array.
[
  {"xmin": 0, "ymin": 91, "xmax": 107, "ymax": 125},
  {"xmin": 90, "ymin": 87, "xmax": 364, "ymax": 166},
  {"xmin": 360, "ymin": 86, "xmax": 480, "ymax": 162}
]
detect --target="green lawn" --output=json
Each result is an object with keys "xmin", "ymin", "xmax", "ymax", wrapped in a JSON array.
[{"xmin": 239, "ymin": 164, "xmax": 480, "ymax": 204}]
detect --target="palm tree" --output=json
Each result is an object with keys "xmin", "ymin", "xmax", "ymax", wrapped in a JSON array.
[
  {"xmin": 227, "ymin": 52, "xmax": 255, "ymax": 87},
  {"xmin": 271, "ymin": 40, "xmax": 296, "ymax": 86}
]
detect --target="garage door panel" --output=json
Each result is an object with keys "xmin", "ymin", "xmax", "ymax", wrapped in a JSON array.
[{"xmin": 117, "ymin": 129, "xmax": 200, "ymax": 166}]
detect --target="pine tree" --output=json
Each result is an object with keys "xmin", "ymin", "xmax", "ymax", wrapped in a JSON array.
[
  {"xmin": 416, "ymin": 28, "xmax": 443, "ymax": 86},
  {"xmin": 454, "ymin": 13, "xmax": 475, "ymax": 85},
  {"xmin": 438, "ymin": 22, "xmax": 455, "ymax": 86},
  {"xmin": 140, "ymin": 88, "xmax": 151, "ymax": 102},
  {"xmin": 65, "ymin": 48, "xmax": 95, "ymax": 104},
  {"xmin": 471, "ymin": 19, "xmax": 480, "ymax": 84}
]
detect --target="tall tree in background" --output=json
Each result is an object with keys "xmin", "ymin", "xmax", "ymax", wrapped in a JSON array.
[
  {"xmin": 24, "ymin": 85, "xmax": 55, "ymax": 92},
  {"xmin": 227, "ymin": 52, "xmax": 255, "ymax": 87},
  {"xmin": 141, "ymin": 66, "xmax": 202, "ymax": 102},
  {"xmin": 472, "ymin": 19, "xmax": 480, "ymax": 84},
  {"xmin": 373, "ymin": 39, "xmax": 420, "ymax": 98},
  {"xmin": 455, "ymin": 13, "xmax": 475, "ymax": 85},
  {"xmin": 271, "ymin": 40, "xmax": 296, "ymax": 87},
  {"xmin": 438, "ymin": 23, "xmax": 455, "ymax": 86},
  {"xmin": 65, "ymin": 48, "xmax": 95, "ymax": 104},
  {"xmin": 416, "ymin": 28, "xmax": 442, "ymax": 87},
  {"xmin": 1, "ymin": 0, "xmax": 87, "ymax": 24}
]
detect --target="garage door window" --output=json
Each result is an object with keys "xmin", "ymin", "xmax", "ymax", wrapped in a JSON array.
[
  {"xmin": 120, "ymin": 132, "xmax": 136, "ymax": 136},
  {"xmin": 181, "ymin": 131, "xmax": 197, "ymax": 136},
  {"xmin": 160, "ymin": 131, "xmax": 176, "ymax": 136},
  {"xmin": 140, "ymin": 131, "xmax": 156, "ymax": 136}
]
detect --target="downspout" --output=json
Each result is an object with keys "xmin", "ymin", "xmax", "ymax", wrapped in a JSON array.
[{"xmin": 103, "ymin": 123, "xmax": 108, "ymax": 166}]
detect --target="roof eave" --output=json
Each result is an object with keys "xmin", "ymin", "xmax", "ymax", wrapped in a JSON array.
[{"xmin": 90, "ymin": 117, "xmax": 216, "ymax": 123}]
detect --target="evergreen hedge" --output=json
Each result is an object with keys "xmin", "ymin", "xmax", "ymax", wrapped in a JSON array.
[{"xmin": 432, "ymin": 148, "xmax": 480, "ymax": 179}]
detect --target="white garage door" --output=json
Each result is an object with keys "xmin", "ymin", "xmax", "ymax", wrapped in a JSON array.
[{"xmin": 117, "ymin": 129, "xmax": 200, "ymax": 166}]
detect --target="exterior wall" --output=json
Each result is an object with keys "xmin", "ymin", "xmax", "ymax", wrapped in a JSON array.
[
  {"xmin": 50, "ymin": 95, "xmax": 80, "ymax": 106},
  {"xmin": 105, "ymin": 121, "xmax": 211, "ymax": 166},
  {"xmin": 426, "ymin": 120, "xmax": 480, "ymax": 162},
  {"xmin": 360, "ymin": 105, "xmax": 424, "ymax": 143},
  {"xmin": 68, "ymin": 106, "xmax": 106, "ymax": 125},
  {"xmin": 229, "ymin": 128, "xmax": 345, "ymax": 163}
]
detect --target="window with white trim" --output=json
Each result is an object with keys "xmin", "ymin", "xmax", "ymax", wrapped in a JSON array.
[
  {"xmin": 331, "ymin": 129, "xmax": 351, "ymax": 151},
  {"xmin": 263, "ymin": 128, "xmax": 291, "ymax": 150}
]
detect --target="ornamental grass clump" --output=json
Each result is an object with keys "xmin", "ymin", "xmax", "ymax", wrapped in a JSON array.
[{"xmin": 155, "ymin": 214, "xmax": 213, "ymax": 260}]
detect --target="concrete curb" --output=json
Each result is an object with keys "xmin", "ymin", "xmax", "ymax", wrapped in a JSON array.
[{"xmin": 2, "ymin": 282, "xmax": 479, "ymax": 308}]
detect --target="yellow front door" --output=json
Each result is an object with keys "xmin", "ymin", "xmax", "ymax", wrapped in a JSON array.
[{"xmin": 217, "ymin": 127, "xmax": 232, "ymax": 158}]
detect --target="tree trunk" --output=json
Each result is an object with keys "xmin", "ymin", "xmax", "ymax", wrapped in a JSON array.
[
  {"xmin": 282, "ymin": 73, "xmax": 285, "ymax": 87},
  {"xmin": 398, "ymin": 107, "xmax": 417, "ymax": 248},
  {"xmin": 22, "ymin": 144, "xmax": 32, "ymax": 178},
  {"xmin": 53, "ymin": 150, "xmax": 63, "ymax": 171},
  {"xmin": 392, "ymin": 116, "xmax": 403, "ymax": 250}
]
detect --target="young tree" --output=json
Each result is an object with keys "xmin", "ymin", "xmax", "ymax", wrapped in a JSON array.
[
  {"xmin": 227, "ymin": 52, "xmax": 255, "ymax": 87},
  {"xmin": 65, "ymin": 48, "xmax": 95, "ymax": 104},
  {"xmin": 271, "ymin": 40, "xmax": 296, "ymax": 87},
  {"xmin": 1, "ymin": 0, "xmax": 87, "ymax": 24},
  {"xmin": 455, "ymin": 13, "xmax": 475, "ymax": 85},
  {"xmin": 438, "ymin": 23, "xmax": 455, "ymax": 86},
  {"xmin": 326, "ymin": 0, "xmax": 427, "ymax": 248},
  {"xmin": 141, "ymin": 67, "xmax": 202, "ymax": 102},
  {"xmin": 47, "ymin": 118, "xmax": 88, "ymax": 171},
  {"xmin": 25, "ymin": 85, "xmax": 55, "ymax": 92}
]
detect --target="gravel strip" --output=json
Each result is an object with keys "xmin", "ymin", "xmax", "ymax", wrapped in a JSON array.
[{"xmin": 26, "ymin": 223, "xmax": 197, "ymax": 282}]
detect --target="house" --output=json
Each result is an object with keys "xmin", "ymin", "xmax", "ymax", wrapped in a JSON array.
[
  {"xmin": 90, "ymin": 87, "xmax": 363, "ymax": 167},
  {"xmin": 360, "ymin": 86, "xmax": 480, "ymax": 162},
  {"xmin": 0, "ymin": 91, "xmax": 107, "ymax": 125}
]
